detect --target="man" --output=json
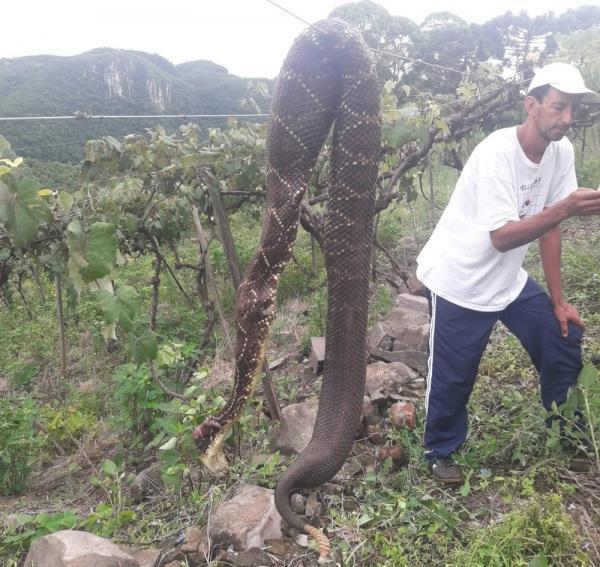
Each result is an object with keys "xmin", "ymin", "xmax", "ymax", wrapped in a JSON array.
[{"xmin": 416, "ymin": 62, "xmax": 600, "ymax": 485}]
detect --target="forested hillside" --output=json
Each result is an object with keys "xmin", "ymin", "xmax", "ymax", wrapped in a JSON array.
[{"xmin": 0, "ymin": 50, "xmax": 268, "ymax": 162}]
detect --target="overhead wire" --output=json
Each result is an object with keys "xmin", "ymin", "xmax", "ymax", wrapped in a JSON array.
[
  {"xmin": 0, "ymin": 112, "xmax": 269, "ymax": 122},
  {"xmin": 1, "ymin": 3, "xmax": 595, "ymax": 125},
  {"xmin": 265, "ymin": 0, "xmax": 487, "ymax": 80}
]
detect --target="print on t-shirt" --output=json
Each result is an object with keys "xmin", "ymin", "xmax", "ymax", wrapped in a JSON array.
[{"xmin": 518, "ymin": 176, "xmax": 542, "ymax": 218}]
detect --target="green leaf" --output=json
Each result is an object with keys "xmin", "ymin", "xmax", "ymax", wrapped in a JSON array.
[
  {"xmin": 67, "ymin": 221, "xmax": 117, "ymax": 288},
  {"xmin": 99, "ymin": 286, "xmax": 140, "ymax": 332},
  {"xmin": 79, "ymin": 223, "xmax": 117, "ymax": 282},
  {"xmin": 13, "ymin": 512, "xmax": 33, "ymax": 527},
  {"xmin": 101, "ymin": 459, "xmax": 118, "ymax": 476},
  {"xmin": 382, "ymin": 122, "xmax": 413, "ymax": 149},
  {"xmin": 159, "ymin": 437, "xmax": 177, "ymax": 451},
  {"xmin": 129, "ymin": 330, "xmax": 158, "ymax": 364},
  {"xmin": 529, "ymin": 554, "xmax": 549, "ymax": 567},
  {"xmin": 357, "ymin": 512, "xmax": 374, "ymax": 526},
  {"xmin": 0, "ymin": 176, "xmax": 50, "ymax": 247},
  {"xmin": 578, "ymin": 361, "xmax": 598, "ymax": 388},
  {"xmin": 181, "ymin": 153, "xmax": 200, "ymax": 168},
  {"xmin": 159, "ymin": 448, "xmax": 180, "ymax": 466}
]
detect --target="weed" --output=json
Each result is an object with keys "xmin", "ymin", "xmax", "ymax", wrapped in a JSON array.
[
  {"xmin": 39, "ymin": 404, "xmax": 96, "ymax": 453},
  {"xmin": 0, "ymin": 510, "xmax": 77, "ymax": 558},
  {"xmin": 547, "ymin": 362, "xmax": 600, "ymax": 473},
  {"xmin": 447, "ymin": 494, "xmax": 587, "ymax": 566},
  {"xmin": 369, "ymin": 284, "xmax": 393, "ymax": 326},
  {"xmin": 86, "ymin": 457, "xmax": 136, "ymax": 538},
  {"xmin": 0, "ymin": 395, "xmax": 39, "ymax": 494},
  {"xmin": 111, "ymin": 363, "xmax": 167, "ymax": 442}
]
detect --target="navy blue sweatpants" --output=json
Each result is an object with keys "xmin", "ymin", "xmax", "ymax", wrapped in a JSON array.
[{"xmin": 424, "ymin": 277, "xmax": 583, "ymax": 461}]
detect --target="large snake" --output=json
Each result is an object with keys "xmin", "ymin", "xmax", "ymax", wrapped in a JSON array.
[{"xmin": 193, "ymin": 18, "xmax": 381, "ymax": 560}]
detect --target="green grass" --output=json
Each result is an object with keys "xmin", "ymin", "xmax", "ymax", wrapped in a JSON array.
[{"xmin": 1, "ymin": 159, "xmax": 600, "ymax": 565}]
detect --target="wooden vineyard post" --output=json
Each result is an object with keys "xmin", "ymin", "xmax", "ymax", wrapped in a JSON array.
[{"xmin": 54, "ymin": 274, "xmax": 67, "ymax": 378}]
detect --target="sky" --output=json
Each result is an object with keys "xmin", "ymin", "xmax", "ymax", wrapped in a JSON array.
[{"xmin": 3, "ymin": 0, "xmax": 598, "ymax": 78}]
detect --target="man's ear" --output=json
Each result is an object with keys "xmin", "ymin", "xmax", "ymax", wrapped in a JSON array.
[{"xmin": 523, "ymin": 95, "xmax": 537, "ymax": 115}]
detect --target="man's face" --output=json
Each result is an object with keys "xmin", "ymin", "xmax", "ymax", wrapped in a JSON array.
[{"xmin": 527, "ymin": 87, "xmax": 581, "ymax": 142}]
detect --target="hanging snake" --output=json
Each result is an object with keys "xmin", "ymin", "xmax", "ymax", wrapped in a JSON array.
[{"xmin": 193, "ymin": 18, "xmax": 381, "ymax": 561}]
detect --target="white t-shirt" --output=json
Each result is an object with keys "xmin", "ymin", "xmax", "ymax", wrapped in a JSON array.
[{"xmin": 416, "ymin": 126, "xmax": 577, "ymax": 312}]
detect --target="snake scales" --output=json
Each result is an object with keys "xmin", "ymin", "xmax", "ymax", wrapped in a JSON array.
[{"xmin": 194, "ymin": 18, "xmax": 380, "ymax": 559}]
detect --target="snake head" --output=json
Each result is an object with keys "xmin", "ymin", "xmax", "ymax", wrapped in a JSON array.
[
  {"xmin": 193, "ymin": 418, "xmax": 222, "ymax": 451},
  {"xmin": 193, "ymin": 418, "xmax": 229, "ymax": 476}
]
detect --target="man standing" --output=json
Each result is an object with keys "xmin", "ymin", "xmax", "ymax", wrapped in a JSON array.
[{"xmin": 416, "ymin": 63, "xmax": 600, "ymax": 485}]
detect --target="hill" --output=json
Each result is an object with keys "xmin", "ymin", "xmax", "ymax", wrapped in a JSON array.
[{"xmin": 0, "ymin": 49, "xmax": 267, "ymax": 162}]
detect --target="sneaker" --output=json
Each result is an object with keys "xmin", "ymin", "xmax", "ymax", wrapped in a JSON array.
[{"xmin": 428, "ymin": 457, "xmax": 464, "ymax": 485}]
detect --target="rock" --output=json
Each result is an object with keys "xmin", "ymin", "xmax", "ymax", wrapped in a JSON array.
[
  {"xmin": 129, "ymin": 549, "xmax": 161, "ymax": 567},
  {"xmin": 275, "ymin": 400, "xmax": 318, "ymax": 454},
  {"xmin": 130, "ymin": 463, "xmax": 163, "ymax": 502},
  {"xmin": 290, "ymin": 493, "xmax": 306, "ymax": 515},
  {"xmin": 264, "ymin": 538, "xmax": 307, "ymax": 559},
  {"xmin": 367, "ymin": 321, "xmax": 393, "ymax": 351},
  {"xmin": 191, "ymin": 526, "xmax": 210, "ymax": 559},
  {"xmin": 384, "ymin": 272, "xmax": 410, "ymax": 295},
  {"xmin": 308, "ymin": 337, "xmax": 326, "ymax": 374},
  {"xmin": 366, "ymin": 424, "xmax": 384, "ymax": 445},
  {"xmin": 368, "ymin": 300, "xmax": 430, "ymax": 356},
  {"xmin": 392, "ymin": 324, "xmax": 429, "ymax": 353},
  {"xmin": 305, "ymin": 492, "xmax": 324, "ymax": 518},
  {"xmin": 4, "ymin": 513, "xmax": 18, "ymax": 529},
  {"xmin": 377, "ymin": 445, "xmax": 408, "ymax": 468},
  {"xmin": 406, "ymin": 276, "xmax": 424, "ymax": 295},
  {"xmin": 231, "ymin": 548, "xmax": 276, "ymax": 566},
  {"xmin": 199, "ymin": 484, "xmax": 282, "ymax": 552},
  {"xmin": 368, "ymin": 299, "xmax": 430, "ymax": 376},
  {"xmin": 334, "ymin": 446, "xmax": 378, "ymax": 481},
  {"xmin": 337, "ymin": 458, "xmax": 364, "ymax": 478},
  {"xmin": 389, "ymin": 401, "xmax": 417, "ymax": 430},
  {"xmin": 24, "ymin": 530, "xmax": 139, "ymax": 567},
  {"xmin": 362, "ymin": 400, "xmax": 377, "ymax": 418},
  {"xmin": 402, "ymin": 377, "xmax": 427, "ymax": 398},
  {"xmin": 384, "ymin": 305, "xmax": 429, "ymax": 329},
  {"xmin": 343, "ymin": 498, "xmax": 360, "ymax": 512},
  {"xmin": 181, "ymin": 526, "xmax": 203, "ymax": 553},
  {"xmin": 365, "ymin": 361, "xmax": 420, "ymax": 405},
  {"xmin": 394, "ymin": 293, "xmax": 429, "ymax": 314},
  {"xmin": 361, "ymin": 400, "xmax": 380, "ymax": 427},
  {"xmin": 374, "ymin": 348, "xmax": 429, "ymax": 376}
]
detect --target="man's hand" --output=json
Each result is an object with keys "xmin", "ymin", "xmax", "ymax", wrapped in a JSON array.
[
  {"xmin": 564, "ymin": 188, "xmax": 600, "ymax": 217},
  {"xmin": 490, "ymin": 188, "xmax": 600, "ymax": 253},
  {"xmin": 553, "ymin": 299, "xmax": 585, "ymax": 337}
]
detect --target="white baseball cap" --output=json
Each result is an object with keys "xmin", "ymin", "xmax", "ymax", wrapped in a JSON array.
[{"xmin": 527, "ymin": 62, "xmax": 600, "ymax": 104}]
